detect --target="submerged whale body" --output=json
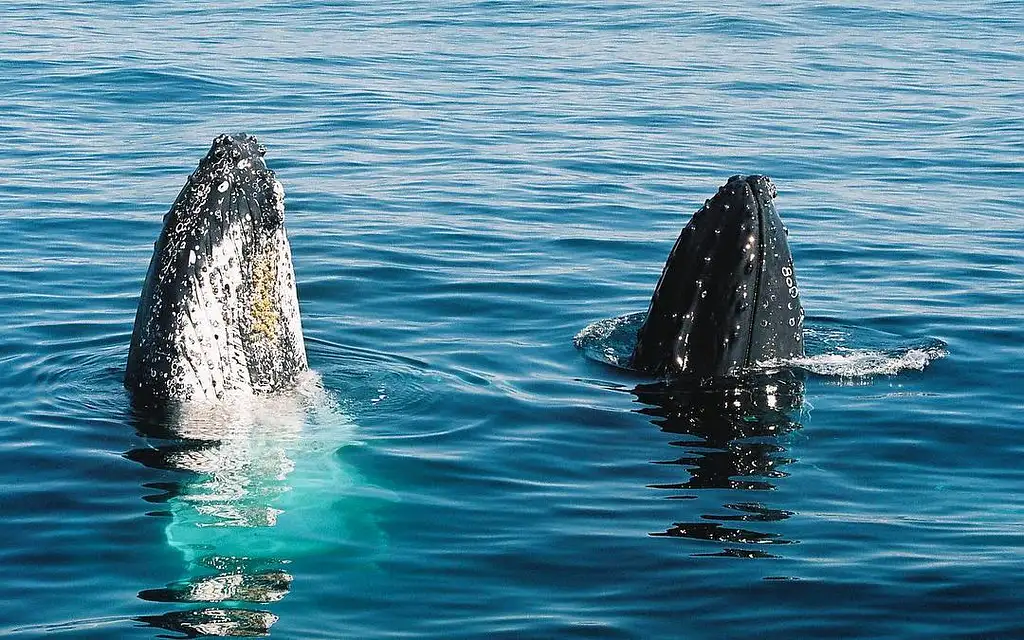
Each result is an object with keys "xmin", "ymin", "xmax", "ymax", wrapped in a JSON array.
[
  {"xmin": 632, "ymin": 175, "xmax": 804, "ymax": 378},
  {"xmin": 125, "ymin": 134, "xmax": 307, "ymax": 406}
]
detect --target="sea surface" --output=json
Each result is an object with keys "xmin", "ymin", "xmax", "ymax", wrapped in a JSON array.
[{"xmin": 1, "ymin": 1, "xmax": 1022, "ymax": 638}]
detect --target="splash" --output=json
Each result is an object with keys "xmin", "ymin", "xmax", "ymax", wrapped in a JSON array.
[
  {"xmin": 791, "ymin": 322, "xmax": 947, "ymax": 379},
  {"xmin": 575, "ymin": 312, "xmax": 946, "ymax": 380},
  {"xmin": 573, "ymin": 311, "xmax": 647, "ymax": 370}
]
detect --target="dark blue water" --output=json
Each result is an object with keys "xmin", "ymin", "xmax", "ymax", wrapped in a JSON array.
[{"xmin": 2, "ymin": 2, "xmax": 1022, "ymax": 638}]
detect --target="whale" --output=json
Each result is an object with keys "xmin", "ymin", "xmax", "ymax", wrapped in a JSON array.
[
  {"xmin": 123, "ymin": 136, "xmax": 385, "ymax": 636},
  {"xmin": 632, "ymin": 175, "xmax": 804, "ymax": 378},
  {"xmin": 125, "ymin": 133, "xmax": 307, "ymax": 407}
]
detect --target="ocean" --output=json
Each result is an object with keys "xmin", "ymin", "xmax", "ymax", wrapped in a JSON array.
[{"xmin": 1, "ymin": 1, "xmax": 1022, "ymax": 637}]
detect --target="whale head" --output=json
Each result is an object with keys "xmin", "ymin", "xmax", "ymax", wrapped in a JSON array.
[
  {"xmin": 632, "ymin": 175, "xmax": 803, "ymax": 379},
  {"xmin": 126, "ymin": 134, "xmax": 307, "ymax": 407}
]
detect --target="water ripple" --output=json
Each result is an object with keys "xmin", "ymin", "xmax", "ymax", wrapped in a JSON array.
[{"xmin": 0, "ymin": 0, "xmax": 1022, "ymax": 637}]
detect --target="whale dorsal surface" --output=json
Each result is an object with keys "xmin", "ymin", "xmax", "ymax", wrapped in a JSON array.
[
  {"xmin": 632, "ymin": 175, "xmax": 804, "ymax": 378},
  {"xmin": 125, "ymin": 134, "xmax": 307, "ymax": 406}
]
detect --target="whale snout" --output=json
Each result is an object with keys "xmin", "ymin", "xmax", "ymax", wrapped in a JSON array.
[
  {"xmin": 211, "ymin": 132, "xmax": 266, "ymax": 157},
  {"xmin": 186, "ymin": 133, "xmax": 285, "ymax": 232},
  {"xmin": 729, "ymin": 174, "xmax": 776, "ymax": 201}
]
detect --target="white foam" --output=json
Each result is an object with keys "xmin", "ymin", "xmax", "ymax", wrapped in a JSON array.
[
  {"xmin": 791, "ymin": 344, "xmax": 946, "ymax": 378},
  {"xmin": 573, "ymin": 311, "xmax": 645, "ymax": 369}
]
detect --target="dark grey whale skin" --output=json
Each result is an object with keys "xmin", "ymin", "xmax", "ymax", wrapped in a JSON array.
[{"xmin": 632, "ymin": 175, "xmax": 804, "ymax": 379}]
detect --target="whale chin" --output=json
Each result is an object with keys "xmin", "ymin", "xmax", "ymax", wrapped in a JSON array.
[
  {"xmin": 632, "ymin": 174, "xmax": 804, "ymax": 379},
  {"xmin": 125, "ymin": 134, "xmax": 307, "ymax": 408}
]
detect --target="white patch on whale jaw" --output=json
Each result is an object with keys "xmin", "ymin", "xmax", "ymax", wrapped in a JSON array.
[{"xmin": 166, "ymin": 219, "xmax": 307, "ymax": 403}]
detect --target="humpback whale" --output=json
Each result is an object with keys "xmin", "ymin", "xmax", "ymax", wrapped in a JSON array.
[
  {"xmin": 125, "ymin": 134, "xmax": 307, "ymax": 406},
  {"xmin": 632, "ymin": 175, "xmax": 804, "ymax": 378}
]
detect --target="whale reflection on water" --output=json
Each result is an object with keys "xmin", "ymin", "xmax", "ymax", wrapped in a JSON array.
[
  {"xmin": 634, "ymin": 369, "xmax": 806, "ymax": 557},
  {"xmin": 126, "ymin": 375, "xmax": 382, "ymax": 637},
  {"xmin": 576, "ymin": 305, "xmax": 947, "ymax": 557}
]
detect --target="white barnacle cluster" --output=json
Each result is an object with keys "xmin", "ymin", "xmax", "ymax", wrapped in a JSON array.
[
  {"xmin": 271, "ymin": 177, "xmax": 285, "ymax": 220},
  {"xmin": 781, "ymin": 265, "xmax": 799, "ymax": 301},
  {"xmin": 192, "ymin": 179, "xmax": 213, "ymax": 211},
  {"xmin": 167, "ymin": 194, "xmax": 259, "ymax": 400}
]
